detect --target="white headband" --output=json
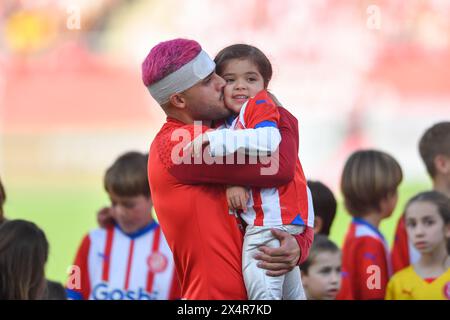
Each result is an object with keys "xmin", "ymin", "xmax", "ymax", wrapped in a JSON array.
[{"xmin": 147, "ymin": 50, "xmax": 216, "ymax": 105}]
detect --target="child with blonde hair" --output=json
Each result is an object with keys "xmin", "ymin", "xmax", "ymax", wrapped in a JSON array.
[{"xmin": 338, "ymin": 150, "xmax": 403, "ymax": 300}]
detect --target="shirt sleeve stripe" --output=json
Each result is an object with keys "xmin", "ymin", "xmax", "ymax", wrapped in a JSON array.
[{"xmin": 254, "ymin": 121, "xmax": 278, "ymax": 128}]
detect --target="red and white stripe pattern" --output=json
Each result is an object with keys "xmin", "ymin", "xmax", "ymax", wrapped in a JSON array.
[
  {"xmin": 240, "ymin": 182, "xmax": 314, "ymax": 227},
  {"xmin": 68, "ymin": 222, "xmax": 179, "ymax": 300},
  {"xmin": 229, "ymin": 101, "xmax": 314, "ymax": 228}
]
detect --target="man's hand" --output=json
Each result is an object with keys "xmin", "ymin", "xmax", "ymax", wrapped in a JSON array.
[
  {"xmin": 226, "ymin": 186, "xmax": 249, "ymax": 212},
  {"xmin": 254, "ymin": 228, "xmax": 300, "ymax": 276},
  {"xmin": 97, "ymin": 207, "xmax": 115, "ymax": 228}
]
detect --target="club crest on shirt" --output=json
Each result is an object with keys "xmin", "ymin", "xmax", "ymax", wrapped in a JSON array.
[
  {"xmin": 147, "ymin": 252, "xmax": 168, "ymax": 273},
  {"xmin": 444, "ymin": 282, "xmax": 450, "ymax": 300}
]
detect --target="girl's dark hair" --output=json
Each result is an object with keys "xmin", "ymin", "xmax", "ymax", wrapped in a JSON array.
[
  {"xmin": 405, "ymin": 191, "xmax": 450, "ymax": 254},
  {"xmin": 214, "ymin": 44, "xmax": 273, "ymax": 88},
  {"xmin": 0, "ymin": 220, "xmax": 49, "ymax": 299},
  {"xmin": 307, "ymin": 180, "xmax": 337, "ymax": 236}
]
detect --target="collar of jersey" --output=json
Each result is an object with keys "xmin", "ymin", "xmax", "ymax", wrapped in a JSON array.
[
  {"xmin": 166, "ymin": 116, "xmax": 186, "ymax": 126},
  {"xmin": 115, "ymin": 221, "xmax": 158, "ymax": 239},
  {"xmin": 225, "ymin": 114, "xmax": 237, "ymax": 127},
  {"xmin": 352, "ymin": 217, "xmax": 386, "ymax": 242}
]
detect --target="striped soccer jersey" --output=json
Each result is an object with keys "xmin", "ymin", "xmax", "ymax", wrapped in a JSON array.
[
  {"xmin": 66, "ymin": 222, "xmax": 180, "ymax": 300},
  {"xmin": 215, "ymin": 90, "xmax": 314, "ymax": 227}
]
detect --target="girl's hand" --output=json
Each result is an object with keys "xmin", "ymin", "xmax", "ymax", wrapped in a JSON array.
[
  {"xmin": 183, "ymin": 133, "xmax": 210, "ymax": 157},
  {"xmin": 226, "ymin": 186, "xmax": 249, "ymax": 212}
]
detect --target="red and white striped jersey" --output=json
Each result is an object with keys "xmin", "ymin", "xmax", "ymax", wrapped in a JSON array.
[
  {"xmin": 66, "ymin": 222, "xmax": 180, "ymax": 300},
  {"xmin": 224, "ymin": 90, "xmax": 314, "ymax": 227}
]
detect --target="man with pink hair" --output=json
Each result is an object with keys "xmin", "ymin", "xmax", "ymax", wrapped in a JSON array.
[{"xmin": 144, "ymin": 38, "xmax": 313, "ymax": 299}]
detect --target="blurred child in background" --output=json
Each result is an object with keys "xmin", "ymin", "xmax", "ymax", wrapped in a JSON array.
[
  {"xmin": 392, "ymin": 122, "xmax": 450, "ymax": 273},
  {"xmin": 0, "ymin": 219, "xmax": 49, "ymax": 299},
  {"xmin": 307, "ymin": 180, "xmax": 337, "ymax": 236},
  {"xmin": 66, "ymin": 151, "xmax": 180, "ymax": 300},
  {"xmin": 386, "ymin": 191, "xmax": 450, "ymax": 300},
  {"xmin": 337, "ymin": 150, "xmax": 403, "ymax": 300},
  {"xmin": 300, "ymin": 234, "xmax": 341, "ymax": 300}
]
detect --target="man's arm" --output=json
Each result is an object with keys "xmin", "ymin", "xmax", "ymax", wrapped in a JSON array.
[
  {"xmin": 253, "ymin": 226, "xmax": 314, "ymax": 276},
  {"xmin": 294, "ymin": 226, "xmax": 314, "ymax": 265},
  {"xmin": 168, "ymin": 107, "xmax": 298, "ymax": 188}
]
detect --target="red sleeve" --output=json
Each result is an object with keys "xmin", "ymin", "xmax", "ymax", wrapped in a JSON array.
[
  {"xmin": 243, "ymin": 90, "xmax": 280, "ymax": 128},
  {"xmin": 66, "ymin": 234, "xmax": 91, "ymax": 300},
  {"xmin": 294, "ymin": 226, "xmax": 314, "ymax": 265},
  {"xmin": 167, "ymin": 107, "xmax": 298, "ymax": 188},
  {"xmin": 350, "ymin": 238, "xmax": 389, "ymax": 300},
  {"xmin": 391, "ymin": 215, "xmax": 410, "ymax": 273}
]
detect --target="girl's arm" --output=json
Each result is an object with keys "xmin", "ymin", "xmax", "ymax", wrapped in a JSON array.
[
  {"xmin": 204, "ymin": 126, "xmax": 281, "ymax": 157},
  {"xmin": 168, "ymin": 107, "xmax": 298, "ymax": 188},
  {"xmin": 198, "ymin": 89, "xmax": 282, "ymax": 157}
]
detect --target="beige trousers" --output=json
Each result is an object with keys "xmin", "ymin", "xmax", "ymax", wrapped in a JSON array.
[{"xmin": 242, "ymin": 225, "xmax": 306, "ymax": 300}]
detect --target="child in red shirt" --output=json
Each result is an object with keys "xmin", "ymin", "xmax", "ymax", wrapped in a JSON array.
[{"xmin": 337, "ymin": 150, "xmax": 403, "ymax": 300}]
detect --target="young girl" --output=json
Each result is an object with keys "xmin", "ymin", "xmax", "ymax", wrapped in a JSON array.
[
  {"xmin": 0, "ymin": 220, "xmax": 49, "ymax": 299},
  {"xmin": 189, "ymin": 44, "xmax": 314, "ymax": 300},
  {"xmin": 391, "ymin": 122, "xmax": 450, "ymax": 273},
  {"xmin": 300, "ymin": 235, "xmax": 342, "ymax": 300},
  {"xmin": 385, "ymin": 191, "xmax": 450, "ymax": 300}
]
